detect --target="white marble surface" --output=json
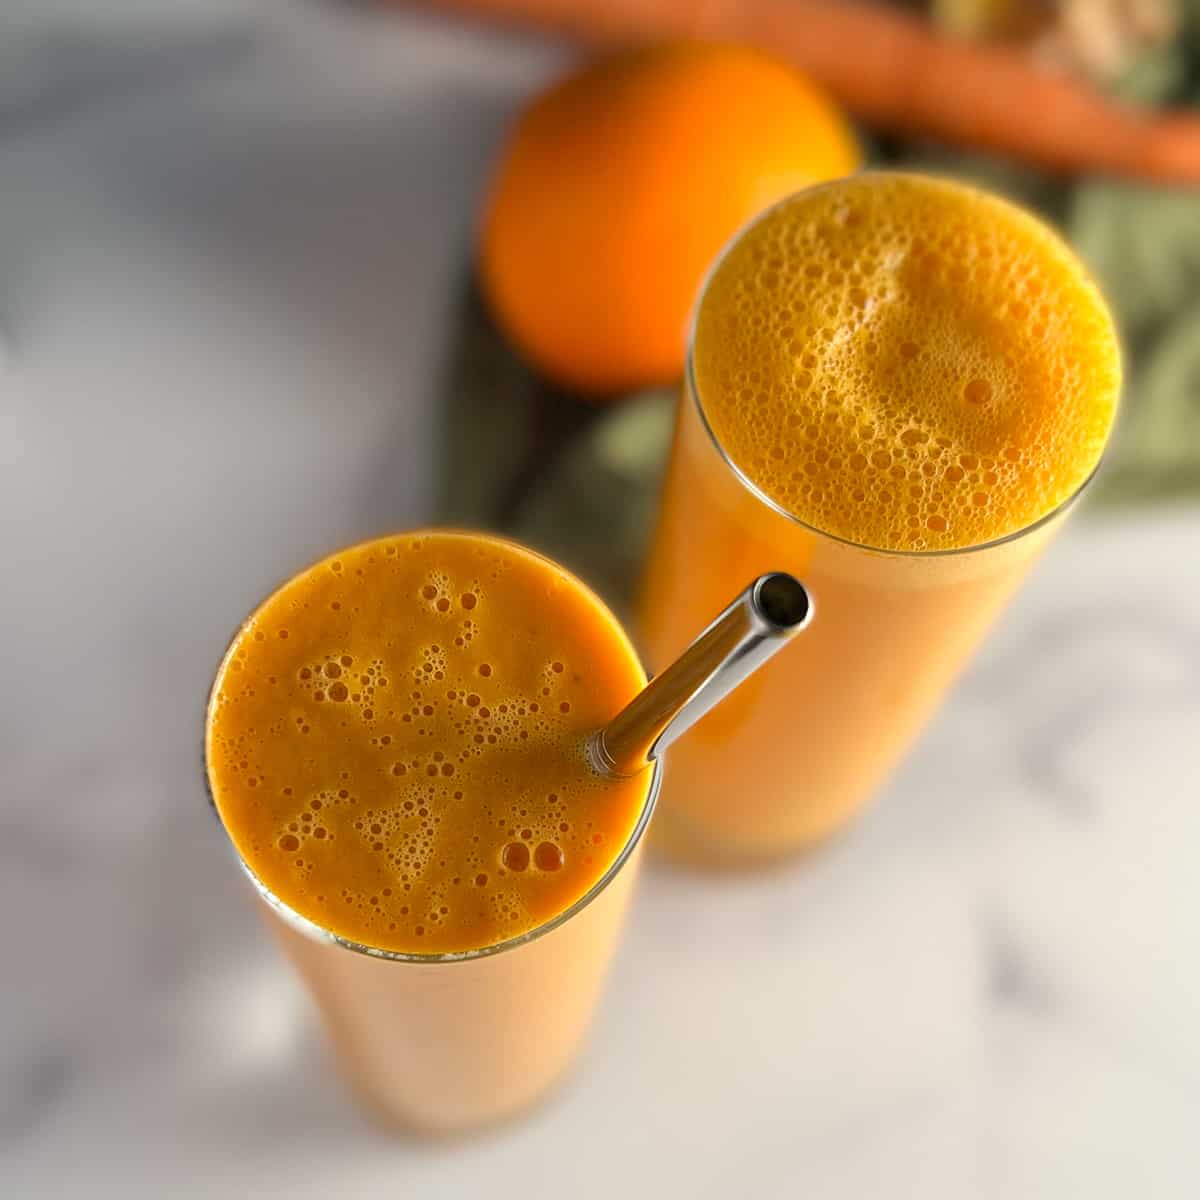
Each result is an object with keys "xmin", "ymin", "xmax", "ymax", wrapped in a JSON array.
[{"xmin": 3, "ymin": 4, "xmax": 1200, "ymax": 1196}]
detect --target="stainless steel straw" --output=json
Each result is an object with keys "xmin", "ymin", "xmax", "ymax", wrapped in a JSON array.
[{"xmin": 589, "ymin": 574, "xmax": 812, "ymax": 778}]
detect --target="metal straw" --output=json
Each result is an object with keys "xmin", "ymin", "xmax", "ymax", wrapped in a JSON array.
[{"xmin": 588, "ymin": 574, "xmax": 812, "ymax": 778}]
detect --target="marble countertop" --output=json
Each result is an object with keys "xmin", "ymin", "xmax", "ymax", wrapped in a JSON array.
[{"xmin": 3, "ymin": 4, "xmax": 1199, "ymax": 1196}]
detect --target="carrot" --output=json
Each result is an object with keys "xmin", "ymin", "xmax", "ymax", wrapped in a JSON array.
[{"xmin": 411, "ymin": 0, "xmax": 1200, "ymax": 184}]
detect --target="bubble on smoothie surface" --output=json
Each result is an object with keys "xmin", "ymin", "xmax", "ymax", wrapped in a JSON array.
[
  {"xmin": 205, "ymin": 532, "xmax": 649, "ymax": 955},
  {"xmin": 692, "ymin": 173, "xmax": 1121, "ymax": 552}
]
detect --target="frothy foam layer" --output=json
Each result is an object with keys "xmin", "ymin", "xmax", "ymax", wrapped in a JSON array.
[
  {"xmin": 693, "ymin": 173, "xmax": 1121, "ymax": 551},
  {"xmin": 206, "ymin": 532, "xmax": 649, "ymax": 955}
]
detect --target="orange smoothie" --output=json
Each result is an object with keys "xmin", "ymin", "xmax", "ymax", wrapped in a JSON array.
[
  {"xmin": 640, "ymin": 173, "xmax": 1120, "ymax": 862},
  {"xmin": 206, "ymin": 531, "xmax": 655, "ymax": 1130}
]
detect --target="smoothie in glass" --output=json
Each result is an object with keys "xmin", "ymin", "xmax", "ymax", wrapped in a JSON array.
[
  {"xmin": 640, "ymin": 173, "xmax": 1120, "ymax": 864},
  {"xmin": 206, "ymin": 530, "xmax": 656, "ymax": 1131}
]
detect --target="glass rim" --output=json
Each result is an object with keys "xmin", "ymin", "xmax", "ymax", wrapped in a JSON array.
[
  {"xmin": 685, "ymin": 172, "xmax": 1111, "ymax": 561},
  {"xmin": 203, "ymin": 528, "xmax": 661, "ymax": 967}
]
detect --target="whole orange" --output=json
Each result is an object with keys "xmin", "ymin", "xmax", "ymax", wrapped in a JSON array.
[{"xmin": 479, "ymin": 43, "xmax": 860, "ymax": 396}]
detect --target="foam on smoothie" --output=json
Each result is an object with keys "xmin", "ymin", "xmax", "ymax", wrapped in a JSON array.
[
  {"xmin": 206, "ymin": 533, "xmax": 649, "ymax": 956},
  {"xmin": 693, "ymin": 172, "xmax": 1121, "ymax": 551}
]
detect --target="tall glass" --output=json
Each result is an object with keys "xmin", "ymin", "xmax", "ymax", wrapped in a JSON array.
[
  {"xmin": 205, "ymin": 533, "xmax": 660, "ymax": 1134},
  {"xmin": 638, "ymin": 182, "xmax": 1115, "ymax": 866}
]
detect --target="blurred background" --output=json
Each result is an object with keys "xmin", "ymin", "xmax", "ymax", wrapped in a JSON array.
[{"xmin": 2, "ymin": 0, "xmax": 1198, "ymax": 1195}]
